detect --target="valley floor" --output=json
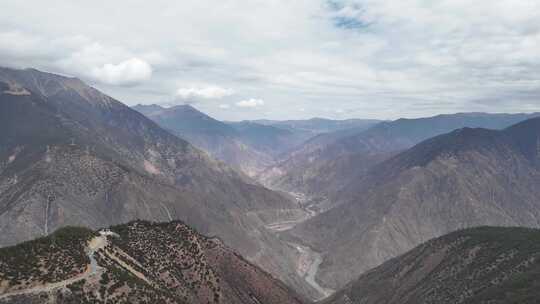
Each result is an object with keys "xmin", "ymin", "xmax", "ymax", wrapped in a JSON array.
[{"xmin": 264, "ymin": 191, "xmax": 334, "ymax": 300}]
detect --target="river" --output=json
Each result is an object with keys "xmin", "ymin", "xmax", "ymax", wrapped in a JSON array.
[{"xmin": 265, "ymin": 192, "xmax": 334, "ymax": 299}]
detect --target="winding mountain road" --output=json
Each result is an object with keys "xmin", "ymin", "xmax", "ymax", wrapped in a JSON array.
[{"xmin": 0, "ymin": 235, "xmax": 107, "ymax": 300}]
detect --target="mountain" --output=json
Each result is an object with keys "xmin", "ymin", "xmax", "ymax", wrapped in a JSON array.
[
  {"xmin": 0, "ymin": 67, "xmax": 318, "ymax": 298},
  {"xmin": 326, "ymin": 226, "xmax": 540, "ymax": 304},
  {"xmin": 285, "ymin": 117, "xmax": 540, "ymax": 291},
  {"xmin": 0, "ymin": 220, "xmax": 305, "ymax": 304},
  {"xmin": 260, "ymin": 113, "xmax": 540, "ymax": 200},
  {"xmin": 133, "ymin": 104, "xmax": 237, "ymax": 138},
  {"xmin": 133, "ymin": 104, "xmax": 312, "ymax": 175},
  {"xmin": 252, "ymin": 118, "xmax": 381, "ymax": 135},
  {"xmin": 226, "ymin": 121, "xmax": 311, "ymax": 157}
]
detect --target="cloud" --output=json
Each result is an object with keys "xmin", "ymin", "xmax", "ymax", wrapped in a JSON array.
[
  {"xmin": 1, "ymin": 0, "xmax": 540, "ymax": 120},
  {"xmin": 236, "ymin": 98, "xmax": 265, "ymax": 108},
  {"xmin": 219, "ymin": 104, "xmax": 231, "ymax": 109},
  {"xmin": 90, "ymin": 58, "xmax": 152, "ymax": 85},
  {"xmin": 176, "ymin": 86, "xmax": 234, "ymax": 100},
  {"xmin": 0, "ymin": 30, "xmax": 153, "ymax": 86}
]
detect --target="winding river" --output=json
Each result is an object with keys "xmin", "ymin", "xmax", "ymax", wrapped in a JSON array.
[{"xmin": 265, "ymin": 192, "xmax": 334, "ymax": 300}]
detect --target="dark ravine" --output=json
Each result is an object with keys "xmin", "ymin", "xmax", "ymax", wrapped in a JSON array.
[
  {"xmin": 0, "ymin": 221, "xmax": 306, "ymax": 304},
  {"xmin": 325, "ymin": 226, "xmax": 540, "ymax": 304}
]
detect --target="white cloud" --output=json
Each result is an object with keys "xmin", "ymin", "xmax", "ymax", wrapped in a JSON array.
[
  {"xmin": 1, "ymin": 0, "xmax": 540, "ymax": 120},
  {"xmin": 90, "ymin": 58, "xmax": 152, "ymax": 85},
  {"xmin": 219, "ymin": 104, "xmax": 231, "ymax": 109},
  {"xmin": 236, "ymin": 98, "xmax": 265, "ymax": 108},
  {"xmin": 0, "ymin": 30, "xmax": 153, "ymax": 87},
  {"xmin": 176, "ymin": 86, "xmax": 234, "ymax": 100}
]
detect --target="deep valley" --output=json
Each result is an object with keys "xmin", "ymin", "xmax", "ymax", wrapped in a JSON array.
[{"xmin": 2, "ymin": 66, "xmax": 540, "ymax": 304}]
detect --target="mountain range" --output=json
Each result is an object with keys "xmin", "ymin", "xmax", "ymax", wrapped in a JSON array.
[
  {"xmin": 2, "ymin": 66, "xmax": 540, "ymax": 303},
  {"xmin": 0, "ymin": 67, "xmax": 318, "ymax": 298},
  {"xmin": 285, "ymin": 116, "xmax": 540, "ymax": 290},
  {"xmin": 133, "ymin": 104, "xmax": 380, "ymax": 176},
  {"xmin": 250, "ymin": 118, "xmax": 380, "ymax": 135},
  {"xmin": 260, "ymin": 112, "xmax": 540, "ymax": 208}
]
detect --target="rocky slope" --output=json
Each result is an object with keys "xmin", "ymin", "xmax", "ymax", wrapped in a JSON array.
[
  {"xmin": 0, "ymin": 67, "xmax": 318, "ymax": 298},
  {"xmin": 260, "ymin": 113, "xmax": 540, "ymax": 199},
  {"xmin": 326, "ymin": 226, "xmax": 540, "ymax": 304},
  {"xmin": 0, "ymin": 221, "xmax": 305, "ymax": 304},
  {"xmin": 286, "ymin": 117, "xmax": 540, "ymax": 291}
]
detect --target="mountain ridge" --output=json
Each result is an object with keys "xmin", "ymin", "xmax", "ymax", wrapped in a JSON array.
[
  {"xmin": 260, "ymin": 112, "xmax": 540, "ymax": 203},
  {"xmin": 0, "ymin": 220, "xmax": 306, "ymax": 304},
  {"xmin": 0, "ymin": 67, "xmax": 319, "ymax": 299},
  {"xmin": 285, "ymin": 116, "xmax": 540, "ymax": 290},
  {"xmin": 325, "ymin": 226, "xmax": 540, "ymax": 304}
]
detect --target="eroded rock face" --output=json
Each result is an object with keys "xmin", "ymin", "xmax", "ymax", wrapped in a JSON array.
[
  {"xmin": 0, "ymin": 221, "xmax": 306, "ymax": 304},
  {"xmin": 325, "ymin": 227, "xmax": 540, "ymax": 304},
  {"xmin": 287, "ymin": 118, "xmax": 540, "ymax": 290}
]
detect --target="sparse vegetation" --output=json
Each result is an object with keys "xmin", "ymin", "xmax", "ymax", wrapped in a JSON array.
[
  {"xmin": 325, "ymin": 227, "xmax": 540, "ymax": 304},
  {"xmin": 0, "ymin": 226, "xmax": 94, "ymax": 287},
  {"xmin": 0, "ymin": 221, "xmax": 303, "ymax": 304}
]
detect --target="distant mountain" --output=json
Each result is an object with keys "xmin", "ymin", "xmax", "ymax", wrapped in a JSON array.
[
  {"xmin": 129, "ymin": 103, "xmax": 164, "ymax": 116},
  {"xmin": 0, "ymin": 221, "xmax": 305, "ymax": 304},
  {"xmin": 0, "ymin": 67, "xmax": 317, "ymax": 298},
  {"xmin": 252, "ymin": 118, "xmax": 381, "ymax": 134},
  {"xmin": 133, "ymin": 104, "xmax": 237, "ymax": 137},
  {"xmin": 227, "ymin": 121, "xmax": 311, "ymax": 156},
  {"xmin": 285, "ymin": 117, "xmax": 540, "ymax": 290},
  {"xmin": 133, "ymin": 104, "xmax": 312, "ymax": 175},
  {"xmin": 133, "ymin": 105, "xmax": 382, "ymax": 177},
  {"xmin": 261, "ymin": 112, "xmax": 540, "ymax": 200},
  {"xmin": 326, "ymin": 227, "xmax": 540, "ymax": 304}
]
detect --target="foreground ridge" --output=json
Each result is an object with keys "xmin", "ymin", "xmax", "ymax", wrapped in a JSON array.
[
  {"xmin": 0, "ymin": 221, "xmax": 305, "ymax": 304},
  {"xmin": 326, "ymin": 226, "xmax": 540, "ymax": 304}
]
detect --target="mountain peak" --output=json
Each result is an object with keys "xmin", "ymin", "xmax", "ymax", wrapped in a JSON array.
[
  {"xmin": 0, "ymin": 66, "xmax": 112, "ymax": 106},
  {"xmin": 132, "ymin": 103, "xmax": 166, "ymax": 116},
  {"xmin": 168, "ymin": 103, "xmax": 202, "ymax": 113}
]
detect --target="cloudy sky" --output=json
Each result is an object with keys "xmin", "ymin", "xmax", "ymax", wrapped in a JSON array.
[{"xmin": 1, "ymin": 0, "xmax": 539, "ymax": 120}]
